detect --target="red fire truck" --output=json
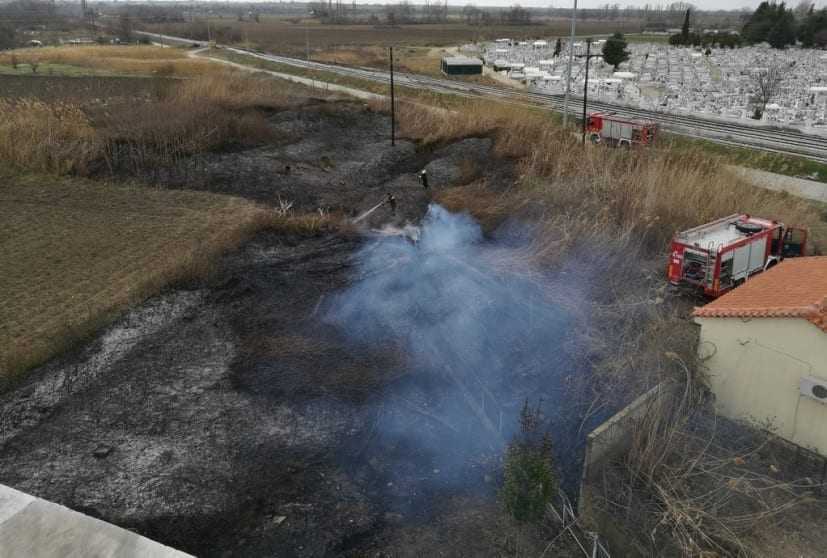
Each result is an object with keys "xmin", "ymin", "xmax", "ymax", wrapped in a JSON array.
[
  {"xmin": 586, "ymin": 112, "xmax": 657, "ymax": 147},
  {"xmin": 667, "ymin": 214, "xmax": 808, "ymax": 298}
]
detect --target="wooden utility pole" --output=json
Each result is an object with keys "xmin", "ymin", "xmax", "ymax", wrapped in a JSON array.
[
  {"xmin": 390, "ymin": 46, "xmax": 396, "ymax": 147},
  {"xmin": 305, "ymin": 27, "xmax": 310, "ymax": 60},
  {"xmin": 577, "ymin": 38, "xmax": 601, "ymax": 145}
]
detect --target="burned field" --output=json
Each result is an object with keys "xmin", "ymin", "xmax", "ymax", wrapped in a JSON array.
[{"xmin": 0, "ymin": 97, "xmax": 597, "ymax": 555}]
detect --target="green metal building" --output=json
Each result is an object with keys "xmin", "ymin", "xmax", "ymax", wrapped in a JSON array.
[{"xmin": 440, "ymin": 56, "xmax": 483, "ymax": 76}]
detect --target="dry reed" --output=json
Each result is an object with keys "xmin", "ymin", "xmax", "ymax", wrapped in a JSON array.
[
  {"xmin": 0, "ymin": 45, "xmax": 215, "ymax": 77},
  {"xmin": 390, "ymin": 99, "xmax": 824, "ymax": 262},
  {"xmin": 0, "ymin": 70, "xmax": 303, "ymax": 177}
]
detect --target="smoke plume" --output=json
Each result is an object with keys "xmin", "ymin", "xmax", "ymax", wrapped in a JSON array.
[{"xmin": 325, "ymin": 204, "xmax": 602, "ymax": 496}]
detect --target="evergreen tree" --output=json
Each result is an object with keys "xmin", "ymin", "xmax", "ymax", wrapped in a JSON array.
[
  {"xmin": 681, "ymin": 8, "xmax": 691, "ymax": 43},
  {"xmin": 742, "ymin": 1, "xmax": 777, "ymax": 44},
  {"xmin": 0, "ymin": 23, "xmax": 15, "ymax": 50},
  {"xmin": 799, "ymin": 7, "xmax": 827, "ymax": 47},
  {"xmin": 767, "ymin": 3, "xmax": 797, "ymax": 48},
  {"xmin": 602, "ymin": 32, "xmax": 630, "ymax": 70},
  {"xmin": 553, "ymin": 37, "xmax": 562, "ymax": 57},
  {"xmin": 500, "ymin": 400, "xmax": 558, "ymax": 523}
]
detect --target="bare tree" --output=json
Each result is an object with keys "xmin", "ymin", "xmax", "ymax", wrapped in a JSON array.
[{"xmin": 751, "ymin": 65, "xmax": 784, "ymax": 120}]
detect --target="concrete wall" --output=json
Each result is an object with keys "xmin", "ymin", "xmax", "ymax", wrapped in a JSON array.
[
  {"xmin": 0, "ymin": 484, "xmax": 192, "ymax": 558},
  {"xmin": 577, "ymin": 383, "xmax": 677, "ymax": 557},
  {"xmin": 697, "ymin": 317, "xmax": 827, "ymax": 455},
  {"xmin": 578, "ymin": 383, "xmax": 674, "ymax": 513}
]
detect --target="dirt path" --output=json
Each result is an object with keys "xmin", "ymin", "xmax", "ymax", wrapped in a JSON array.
[
  {"xmin": 192, "ymin": 48, "xmax": 385, "ymax": 102},
  {"xmin": 728, "ymin": 165, "xmax": 827, "ymax": 203}
]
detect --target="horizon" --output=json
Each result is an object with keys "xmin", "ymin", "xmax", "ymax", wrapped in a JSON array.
[{"xmin": 68, "ymin": 0, "xmax": 827, "ymax": 14}]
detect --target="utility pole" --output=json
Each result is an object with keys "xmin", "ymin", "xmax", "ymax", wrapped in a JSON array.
[
  {"xmin": 305, "ymin": 27, "xmax": 310, "ymax": 60},
  {"xmin": 389, "ymin": 46, "xmax": 396, "ymax": 147},
  {"xmin": 577, "ymin": 38, "xmax": 601, "ymax": 145},
  {"xmin": 562, "ymin": 0, "xmax": 577, "ymax": 128}
]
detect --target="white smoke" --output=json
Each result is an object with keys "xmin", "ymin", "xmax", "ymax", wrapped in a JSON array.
[{"xmin": 325, "ymin": 204, "xmax": 602, "ymax": 493}]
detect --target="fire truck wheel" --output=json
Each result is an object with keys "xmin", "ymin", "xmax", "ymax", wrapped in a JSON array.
[{"xmin": 589, "ymin": 133, "xmax": 601, "ymax": 144}]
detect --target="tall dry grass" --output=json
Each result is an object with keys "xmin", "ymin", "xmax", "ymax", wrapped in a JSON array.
[
  {"xmin": 392, "ymin": 99, "xmax": 824, "ymax": 262},
  {"xmin": 393, "ymin": 98, "xmax": 827, "ymax": 555},
  {"xmin": 0, "ymin": 45, "xmax": 216, "ymax": 77},
  {"xmin": 0, "ymin": 71, "xmax": 300, "ymax": 177},
  {"xmin": 0, "ymin": 99, "xmax": 99, "ymax": 174}
]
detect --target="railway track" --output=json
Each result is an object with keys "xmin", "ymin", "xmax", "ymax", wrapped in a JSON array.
[{"xmin": 138, "ymin": 32, "xmax": 827, "ymax": 164}]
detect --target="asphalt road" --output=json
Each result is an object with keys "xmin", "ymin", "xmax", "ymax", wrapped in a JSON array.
[{"xmin": 139, "ymin": 31, "xmax": 827, "ymax": 164}]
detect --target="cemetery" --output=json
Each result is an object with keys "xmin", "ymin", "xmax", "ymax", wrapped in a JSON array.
[{"xmin": 480, "ymin": 39, "xmax": 827, "ymax": 132}]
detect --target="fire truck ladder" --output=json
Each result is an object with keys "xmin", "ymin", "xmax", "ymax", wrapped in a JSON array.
[{"xmin": 705, "ymin": 241, "xmax": 715, "ymax": 287}]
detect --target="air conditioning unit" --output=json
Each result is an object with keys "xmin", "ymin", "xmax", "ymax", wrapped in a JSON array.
[{"xmin": 800, "ymin": 376, "xmax": 827, "ymax": 404}]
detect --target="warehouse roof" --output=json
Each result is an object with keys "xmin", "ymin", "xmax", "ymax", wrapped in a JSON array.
[
  {"xmin": 442, "ymin": 56, "xmax": 482, "ymax": 66},
  {"xmin": 693, "ymin": 256, "xmax": 827, "ymax": 332}
]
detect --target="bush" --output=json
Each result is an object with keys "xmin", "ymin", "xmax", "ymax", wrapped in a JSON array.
[{"xmin": 501, "ymin": 400, "xmax": 558, "ymax": 523}]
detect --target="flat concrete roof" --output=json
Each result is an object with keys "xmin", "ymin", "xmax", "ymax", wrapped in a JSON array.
[
  {"xmin": 0, "ymin": 484, "xmax": 193, "ymax": 558},
  {"xmin": 442, "ymin": 56, "xmax": 482, "ymax": 66}
]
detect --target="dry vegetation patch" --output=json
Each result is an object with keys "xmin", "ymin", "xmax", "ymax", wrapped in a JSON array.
[
  {"xmin": 0, "ymin": 45, "xmax": 214, "ymax": 77},
  {"xmin": 0, "ymin": 172, "xmax": 268, "ymax": 385},
  {"xmin": 391, "ymin": 99, "xmax": 825, "ymax": 261},
  {"xmin": 0, "ymin": 67, "xmax": 316, "ymax": 176},
  {"xmin": 152, "ymin": 19, "xmax": 642, "ymax": 57},
  {"xmin": 389, "ymin": 99, "xmax": 827, "ymax": 554}
]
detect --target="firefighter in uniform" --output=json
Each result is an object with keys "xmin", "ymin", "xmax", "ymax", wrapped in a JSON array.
[{"xmin": 419, "ymin": 169, "xmax": 429, "ymax": 190}]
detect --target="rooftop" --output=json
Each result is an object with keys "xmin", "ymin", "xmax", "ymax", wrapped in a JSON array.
[
  {"xmin": 442, "ymin": 56, "xmax": 482, "ymax": 66},
  {"xmin": 693, "ymin": 257, "xmax": 827, "ymax": 332}
]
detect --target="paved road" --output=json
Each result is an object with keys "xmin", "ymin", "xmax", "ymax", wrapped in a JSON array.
[
  {"xmin": 728, "ymin": 166, "xmax": 827, "ymax": 203},
  {"xmin": 0, "ymin": 484, "xmax": 192, "ymax": 558},
  {"xmin": 139, "ymin": 31, "xmax": 827, "ymax": 164}
]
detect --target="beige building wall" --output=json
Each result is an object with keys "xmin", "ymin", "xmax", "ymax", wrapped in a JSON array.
[{"xmin": 696, "ymin": 317, "xmax": 827, "ymax": 455}]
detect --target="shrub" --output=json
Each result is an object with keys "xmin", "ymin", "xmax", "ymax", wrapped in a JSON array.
[{"xmin": 501, "ymin": 400, "xmax": 558, "ymax": 523}]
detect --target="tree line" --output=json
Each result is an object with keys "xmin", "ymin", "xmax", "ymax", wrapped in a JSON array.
[
  {"xmin": 670, "ymin": 2, "xmax": 827, "ymax": 50},
  {"xmin": 740, "ymin": 1, "xmax": 825, "ymax": 49}
]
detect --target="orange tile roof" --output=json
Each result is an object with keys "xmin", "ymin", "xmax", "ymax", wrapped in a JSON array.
[{"xmin": 693, "ymin": 257, "xmax": 827, "ymax": 332}]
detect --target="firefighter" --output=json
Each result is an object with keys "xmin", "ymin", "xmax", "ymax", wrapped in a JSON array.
[
  {"xmin": 418, "ymin": 169, "xmax": 429, "ymax": 190},
  {"xmin": 386, "ymin": 193, "xmax": 397, "ymax": 216}
]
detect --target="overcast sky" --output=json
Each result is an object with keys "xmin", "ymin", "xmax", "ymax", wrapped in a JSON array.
[
  {"xmin": 452, "ymin": 0, "xmax": 826, "ymax": 9},
  {"xmin": 360, "ymin": 0, "xmax": 827, "ymax": 10}
]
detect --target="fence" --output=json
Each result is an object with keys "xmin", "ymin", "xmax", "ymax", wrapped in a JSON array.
[{"xmin": 546, "ymin": 489, "xmax": 611, "ymax": 558}]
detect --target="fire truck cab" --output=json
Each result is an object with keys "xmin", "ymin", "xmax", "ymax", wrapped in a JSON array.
[
  {"xmin": 586, "ymin": 112, "xmax": 657, "ymax": 147},
  {"xmin": 667, "ymin": 214, "xmax": 808, "ymax": 298}
]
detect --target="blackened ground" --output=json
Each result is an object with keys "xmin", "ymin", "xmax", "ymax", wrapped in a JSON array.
[
  {"xmin": 151, "ymin": 100, "xmax": 495, "ymax": 227},
  {"xmin": 0, "ymin": 99, "xmax": 584, "ymax": 556}
]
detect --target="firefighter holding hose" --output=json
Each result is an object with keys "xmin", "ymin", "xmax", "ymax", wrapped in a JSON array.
[{"xmin": 385, "ymin": 193, "xmax": 397, "ymax": 216}]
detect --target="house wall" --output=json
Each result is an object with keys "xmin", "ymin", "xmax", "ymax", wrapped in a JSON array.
[{"xmin": 696, "ymin": 317, "xmax": 827, "ymax": 455}]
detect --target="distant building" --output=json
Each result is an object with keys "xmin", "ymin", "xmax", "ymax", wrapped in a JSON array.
[
  {"xmin": 694, "ymin": 257, "xmax": 827, "ymax": 455},
  {"xmin": 441, "ymin": 56, "xmax": 482, "ymax": 76}
]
